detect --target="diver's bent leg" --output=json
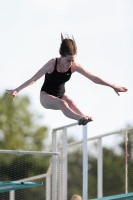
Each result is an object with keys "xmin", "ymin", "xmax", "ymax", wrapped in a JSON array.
[{"xmin": 40, "ymin": 92, "xmax": 81, "ymax": 121}]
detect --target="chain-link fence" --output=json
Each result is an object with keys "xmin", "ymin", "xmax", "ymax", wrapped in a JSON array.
[
  {"xmin": 0, "ymin": 150, "xmax": 60, "ymax": 200},
  {"xmin": 0, "ymin": 125, "xmax": 133, "ymax": 200},
  {"xmin": 51, "ymin": 124, "xmax": 133, "ymax": 200}
]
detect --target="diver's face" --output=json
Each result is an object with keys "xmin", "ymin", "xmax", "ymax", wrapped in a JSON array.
[{"xmin": 61, "ymin": 54, "xmax": 76, "ymax": 68}]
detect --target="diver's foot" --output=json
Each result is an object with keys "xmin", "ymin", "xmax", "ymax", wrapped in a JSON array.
[
  {"xmin": 82, "ymin": 116, "xmax": 93, "ymax": 125},
  {"xmin": 78, "ymin": 116, "xmax": 84, "ymax": 125},
  {"xmin": 78, "ymin": 116, "xmax": 93, "ymax": 125}
]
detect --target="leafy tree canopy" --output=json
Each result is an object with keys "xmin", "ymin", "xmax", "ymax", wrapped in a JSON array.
[{"xmin": 0, "ymin": 93, "xmax": 48, "ymax": 151}]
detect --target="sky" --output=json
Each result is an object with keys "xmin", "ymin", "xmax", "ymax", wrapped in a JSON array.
[{"xmin": 0, "ymin": 0, "xmax": 133, "ymax": 139}]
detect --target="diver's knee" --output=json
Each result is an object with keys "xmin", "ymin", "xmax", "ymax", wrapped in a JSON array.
[
  {"xmin": 59, "ymin": 100, "xmax": 68, "ymax": 108},
  {"xmin": 67, "ymin": 99, "xmax": 76, "ymax": 108}
]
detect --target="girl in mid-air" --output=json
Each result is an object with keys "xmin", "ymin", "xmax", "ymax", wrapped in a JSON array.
[{"xmin": 6, "ymin": 34, "xmax": 128, "ymax": 125}]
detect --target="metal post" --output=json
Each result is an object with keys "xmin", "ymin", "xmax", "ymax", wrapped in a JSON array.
[
  {"xmin": 58, "ymin": 155, "xmax": 62, "ymax": 200},
  {"xmin": 46, "ymin": 176, "xmax": 51, "ymax": 200},
  {"xmin": 125, "ymin": 131, "xmax": 129, "ymax": 194},
  {"xmin": 62, "ymin": 128, "xmax": 68, "ymax": 200},
  {"xmin": 52, "ymin": 130, "xmax": 57, "ymax": 200},
  {"xmin": 82, "ymin": 125, "xmax": 88, "ymax": 200},
  {"xmin": 98, "ymin": 138, "xmax": 103, "ymax": 198},
  {"xmin": 9, "ymin": 191, "xmax": 15, "ymax": 200}
]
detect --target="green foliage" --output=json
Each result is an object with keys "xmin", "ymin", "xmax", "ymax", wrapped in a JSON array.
[
  {"xmin": 0, "ymin": 93, "xmax": 50, "ymax": 200},
  {"xmin": 88, "ymin": 129, "xmax": 133, "ymax": 198},
  {"xmin": 1, "ymin": 93, "xmax": 133, "ymax": 199},
  {"xmin": 67, "ymin": 127, "xmax": 133, "ymax": 199},
  {"xmin": 118, "ymin": 128, "xmax": 133, "ymax": 193},
  {"xmin": 0, "ymin": 93, "xmax": 48, "ymax": 150},
  {"xmin": 68, "ymin": 146, "xmax": 83, "ymax": 198},
  {"xmin": 102, "ymin": 147, "xmax": 125, "ymax": 196},
  {"xmin": 0, "ymin": 153, "xmax": 50, "ymax": 200}
]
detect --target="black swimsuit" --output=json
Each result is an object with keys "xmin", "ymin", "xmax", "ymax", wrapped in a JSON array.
[{"xmin": 41, "ymin": 58, "xmax": 72, "ymax": 98}]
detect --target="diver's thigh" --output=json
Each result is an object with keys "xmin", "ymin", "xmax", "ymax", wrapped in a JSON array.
[
  {"xmin": 61, "ymin": 93, "xmax": 74, "ymax": 104},
  {"xmin": 40, "ymin": 92, "xmax": 64, "ymax": 110}
]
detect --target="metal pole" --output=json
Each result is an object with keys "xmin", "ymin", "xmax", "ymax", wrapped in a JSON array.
[
  {"xmin": 9, "ymin": 191, "xmax": 15, "ymax": 200},
  {"xmin": 0, "ymin": 150, "xmax": 58, "ymax": 155},
  {"xmin": 58, "ymin": 155, "xmax": 62, "ymax": 200},
  {"xmin": 125, "ymin": 131, "xmax": 129, "ymax": 194},
  {"xmin": 52, "ymin": 130, "xmax": 57, "ymax": 200},
  {"xmin": 98, "ymin": 138, "xmax": 103, "ymax": 198},
  {"xmin": 62, "ymin": 128, "xmax": 68, "ymax": 200},
  {"xmin": 82, "ymin": 125, "xmax": 88, "ymax": 200},
  {"xmin": 46, "ymin": 175, "xmax": 51, "ymax": 200}
]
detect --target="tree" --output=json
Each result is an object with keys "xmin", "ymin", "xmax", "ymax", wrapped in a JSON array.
[
  {"xmin": 88, "ymin": 127, "xmax": 133, "ymax": 198},
  {"xmin": 0, "ymin": 93, "xmax": 48, "ymax": 150},
  {"xmin": 118, "ymin": 127, "xmax": 133, "ymax": 193},
  {"xmin": 66, "ymin": 127, "xmax": 133, "ymax": 199},
  {"xmin": 0, "ymin": 93, "xmax": 50, "ymax": 200}
]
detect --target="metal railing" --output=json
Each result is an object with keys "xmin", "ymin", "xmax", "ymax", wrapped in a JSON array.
[
  {"xmin": 51, "ymin": 124, "xmax": 133, "ymax": 199},
  {"xmin": 52, "ymin": 123, "xmax": 88, "ymax": 200},
  {"xmin": 0, "ymin": 150, "xmax": 60, "ymax": 200},
  {"xmin": 1, "ymin": 125, "xmax": 133, "ymax": 200}
]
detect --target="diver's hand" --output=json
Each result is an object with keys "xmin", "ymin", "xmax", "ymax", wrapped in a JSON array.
[
  {"xmin": 6, "ymin": 89, "xmax": 18, "ymax": 100},
  {"xmin": 113, "ymin": 85, "xmax": 128, "ymax": 96}
]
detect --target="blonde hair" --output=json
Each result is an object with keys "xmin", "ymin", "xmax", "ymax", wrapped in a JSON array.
[{"xmin": 71, "ymin": 194, "xmax": 82, "ymax": 200}]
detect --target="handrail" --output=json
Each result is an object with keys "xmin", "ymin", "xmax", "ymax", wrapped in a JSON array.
[
  {"xmin": 52, "ymin": 122, "xmax": 78, "ymax": 131},
  {"xmin": 0, "ymin": 150, "xmax": 60, "ymax": 155}
]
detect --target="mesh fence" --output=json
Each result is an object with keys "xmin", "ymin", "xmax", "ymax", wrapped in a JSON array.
[
  {"xmin": 54, "ymin": 125, "xmax": 133, "ymax": 200},
  {"xmin": 0, "ymin": 152, "xmax": 54, "ymax": 200},
  {"xmin": 88, "ymin": 129, "xmax": 133, "ymax": 199},
  {"xmin": 1, "ymin": 127, "xmax": 133, "ymax": 200},
  {"xmin": 55, "ymin": 125, "xmax": 83, "ymax": 200},
  {"xmin": 89, "ymin": 128, "xmax": 133, "ymax": 199},
  {"xmin": 88, "ymin": 139, "xmax": 98, "ymax": 199},
  {"xmin": 102, "ymin": 132, "xmax": 125, "ymax": 197}
]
